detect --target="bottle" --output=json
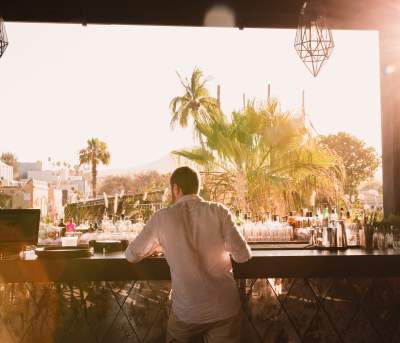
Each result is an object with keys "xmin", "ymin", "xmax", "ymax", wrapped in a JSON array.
[
  {"xmin": 235, "ymin": 210, "xmax": 242, "ymax": 226},
  {"xmin": 306, "ymin": 212, "xmax": 312, "ymax": 227},
  {"xmin": 289, "ymin": 211, "xmax": 296, "ymax": 225},
  {"xmin": 322, "ymin": 207, "xmax": 329, "ymax": 227},
  {"xmin": 339, "ymin": 208, "xmax": 345, "ymax": 220},
  {"xmin": 345, "ymin": 210, "xmax": 352, "ymax": 225},
  {"xmin": 59, "ymin": 218, "xmax": 66, "ymax": 237},
  {"xmin": 331, "ymin": 208, "xmax": 338, "ymax": 222},
  {"xmin": 316, "ymin": 208, "xmax": 322, "ymax": 227}
]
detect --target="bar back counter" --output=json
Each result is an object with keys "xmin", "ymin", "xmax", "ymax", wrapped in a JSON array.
[{"xmin": 1, "ymin": 249, "xmax": 400, "ymax": 343}]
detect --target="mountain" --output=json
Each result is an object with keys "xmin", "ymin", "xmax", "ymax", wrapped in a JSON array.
[{"xmin": 98, "ymin": 153, "xmax": 181, "ymax": 177}]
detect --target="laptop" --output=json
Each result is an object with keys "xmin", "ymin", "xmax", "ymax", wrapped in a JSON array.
[{"xmin": 0, "ymin": 209, "xmax": 40, "ymax": 247}]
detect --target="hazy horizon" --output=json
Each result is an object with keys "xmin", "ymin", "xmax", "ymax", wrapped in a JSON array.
[{"xmin": 0, "ymin": 23, "xmax": 381, "ymax": 171}]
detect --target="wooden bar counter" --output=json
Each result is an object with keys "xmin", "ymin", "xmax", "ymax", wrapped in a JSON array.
[{"xmin": 1, "ymin": 248, "xmax": 400, "ymax": 283}]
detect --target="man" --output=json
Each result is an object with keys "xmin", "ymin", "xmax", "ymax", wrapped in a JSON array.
[{"xmin": 125, "ymin": 166, "xmax": 251, "ymax": 342}]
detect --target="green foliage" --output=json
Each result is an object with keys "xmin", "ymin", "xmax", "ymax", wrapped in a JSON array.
[
  {"xmin": 173, "ymin": 95, "xmax": 344, "ymax": 214},
  {"xmin": 79, "ymin": 138, "xmax": 111, "ymax": 199},
  {"xmin": 131, "ymin": 171, "xmax": 170, "ymax": 194},
  {"xmin": 98, "ymin": 175, "xmax": 136, "ymax": 195},
  {"xmin": 0, "ymin": 152, "xmax": 18, "ymax": 176},
  {"xmin": 319, "ymin": 132, "xmax": 380, "ymax": 201},
  {"xmin": 64, "ymin": 190, "xmax": 165, "ymax": 222},
  {"xmin": 98, "ymin": 171, "xmax": 170, "ymax": 196}
]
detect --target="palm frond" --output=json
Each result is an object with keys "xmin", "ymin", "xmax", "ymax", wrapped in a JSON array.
[{"xmin": 172, "ymin": 148, "xmax": 214, "ymax": 166}]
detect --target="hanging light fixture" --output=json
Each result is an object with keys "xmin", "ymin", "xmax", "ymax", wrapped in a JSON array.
[
  {"xmin": 294, "ymin": 1, "xmax": 334, "ymax": 77},
  {"xmin": 0, "ymin": 16, "xmax": 8, "ymax": 58}
]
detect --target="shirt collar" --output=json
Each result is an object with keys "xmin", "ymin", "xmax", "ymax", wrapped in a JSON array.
[{"xmin": 175, "ymin": 194, "xmax": 202, "ymax": 205}]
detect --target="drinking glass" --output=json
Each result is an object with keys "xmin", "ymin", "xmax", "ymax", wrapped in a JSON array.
[
  {"xmin": 392, "ymin": 227, "xmax": 400, "ymax": 250},
  {"xmin": 377, "ymin": 232, "xmax": 388, "ymax": 251},
  {"xmin": 362, "ymin": 224, "xmax": 374, "ymax": 251},
  {"xmin": 345, "ymin": 223, "xmax": 360, "ymax": 246}
]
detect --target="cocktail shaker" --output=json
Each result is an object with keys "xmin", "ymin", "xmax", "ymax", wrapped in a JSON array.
[
  {"xmin": 336, "ymin": 220, "xmax": 348, "ymax": 248},
  {"xmin": 322, "ymin": 220, "xmax": 348, "ymax": 248}
]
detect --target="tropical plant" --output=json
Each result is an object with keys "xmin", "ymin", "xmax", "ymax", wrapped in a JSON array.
[
  {"xmin": 174, "ymin": 99, "xmax": 344, "ymax": 215},
  {"xmin": 170, "ymin": 68, "xmax": 220, "ymax": 143},
  {"xmin": 79, "ymin": 138, "xmax": 111, "ymax": 199}
]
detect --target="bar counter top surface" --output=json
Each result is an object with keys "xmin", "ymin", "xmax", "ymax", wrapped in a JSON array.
[{"xmin": 1, "ymin": 248, "xmax": 400, "ymax": 283}]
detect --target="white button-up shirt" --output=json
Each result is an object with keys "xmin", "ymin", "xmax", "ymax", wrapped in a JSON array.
[{"xmin": 125, "ymin": 194, "xmax": 251, "ymax": 323}]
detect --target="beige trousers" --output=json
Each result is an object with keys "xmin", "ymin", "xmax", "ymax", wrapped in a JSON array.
[{"xmin": 166, "ymin": 310, "xmax": 242, "ymax": 343}]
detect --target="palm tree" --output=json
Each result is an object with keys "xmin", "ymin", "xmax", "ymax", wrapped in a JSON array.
[
  {"xmin": 173, "ymin": 99, "xmax": 344, "ymax": 214},
  {"xmin": 79, "ymin": 138, "xmax": 111, "ymax": 199},
  {"xmin": 170, "ymin": 68, "xmax": 220, "ymax": 144}
]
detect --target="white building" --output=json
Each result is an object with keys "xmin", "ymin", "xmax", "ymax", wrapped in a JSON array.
[
  {"xmin": 68, "ymin": 176, "xmax": 91, "ymax": 198},
  {"xmin": 16, "ymin": 160, "xmax": 92, "ymax": 205},
  {"xmin": 18, "ymin": 161, "xmax": 42, "ymax": 179},
  {"xmin": 0, "ymin": 161, "xmax": 13, "ymax": 185},
  {"xmin": 27, "ymin": 170, "xmax": 58, "ymax": 183}
]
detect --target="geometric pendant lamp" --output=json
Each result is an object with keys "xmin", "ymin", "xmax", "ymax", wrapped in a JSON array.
[
  {"xmin": 0, "ymin": 16, "xmax": 8, "ymax": 59},
  {"xmin": 294, "ymin": 1, "xmax": 334, "ymax": 77}
]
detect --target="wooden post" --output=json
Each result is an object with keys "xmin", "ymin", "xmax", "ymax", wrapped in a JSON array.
[{"xmin": 380, "ymin": 30, "xmax": 400, "ymax": 215}]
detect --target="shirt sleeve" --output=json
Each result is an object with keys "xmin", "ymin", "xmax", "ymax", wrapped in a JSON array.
[
  {"xmin": 220, "ymin": 206, "xmax": 252, "ymax": 263},
  {"xmin": 125, "ymin": 212, "xmax": 161, "ymax": 263}
]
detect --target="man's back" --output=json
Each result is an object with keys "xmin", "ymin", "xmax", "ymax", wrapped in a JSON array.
[{"xmin": 125, "ymin": 194, "xmax": 251, "ymax": 323}]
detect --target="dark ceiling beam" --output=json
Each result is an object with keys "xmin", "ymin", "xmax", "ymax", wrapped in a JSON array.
[{"xmin": 0, "ymin": 0, "xmax": 398, "ymax": 30}]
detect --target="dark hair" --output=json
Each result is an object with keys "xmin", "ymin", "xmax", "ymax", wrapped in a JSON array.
[{"xmin": 170, "ymin": 167, "xmax": 200, "ymax": 195}]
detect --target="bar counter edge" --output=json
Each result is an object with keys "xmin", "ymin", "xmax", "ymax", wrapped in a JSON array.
[{"xmin": 1, "ymin": 249, "xmax": 400, "ymax": 283}]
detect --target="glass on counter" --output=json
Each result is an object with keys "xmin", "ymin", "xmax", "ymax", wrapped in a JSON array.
[
  {"xmin": 79, "ymin": 219, "xmax": 145, "ymax": 244},
  {"xmin": 392, "ymin": 226, "xmax": 400, "ymax": 250},
  {"xmin": 377, "ymin": 232, "xmax": 388, "ymax": 251},
  {"xmin": 360, "ymin": 224, "xmax": 375, "ymax": 251},
  {"xmin": 37, "ymin": 216, "xmax": 146, "ymax": 247},
  {"xmin": 240, "ymin": 221, "xmax": 294, "ymax": 242},
  {"xmin": 345, "ymin": 223, "xmax": 360, "ymax": 246}
]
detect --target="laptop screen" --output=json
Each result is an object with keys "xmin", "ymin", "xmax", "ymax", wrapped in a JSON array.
[{"xmin": 0, "ymin": 209, "xmax": 40, "ymax": 245}]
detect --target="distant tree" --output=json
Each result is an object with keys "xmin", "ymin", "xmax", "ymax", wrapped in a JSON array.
[
  {"xmin": 132, "ymin": 171, "xmax": 170, "ymax": 194},
  {"xmin": 98, "ymin": 175, "xmax": 136, "ymax": 195},
  {"xmin": 0, "ymin": 152, "xmax": 18, "ymax": 178},
  {"xmin": 319, "ymin": 132, "xmax": 380, "ymax": 202},
  {"xmin": 79, "ymin": 138, "xmax": 111, "ymax": 198}
]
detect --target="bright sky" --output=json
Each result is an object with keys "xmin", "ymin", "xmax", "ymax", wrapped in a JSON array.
[{"xmin": 0, "ymin": 23, "xmax": 381, "ymax": 170}]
